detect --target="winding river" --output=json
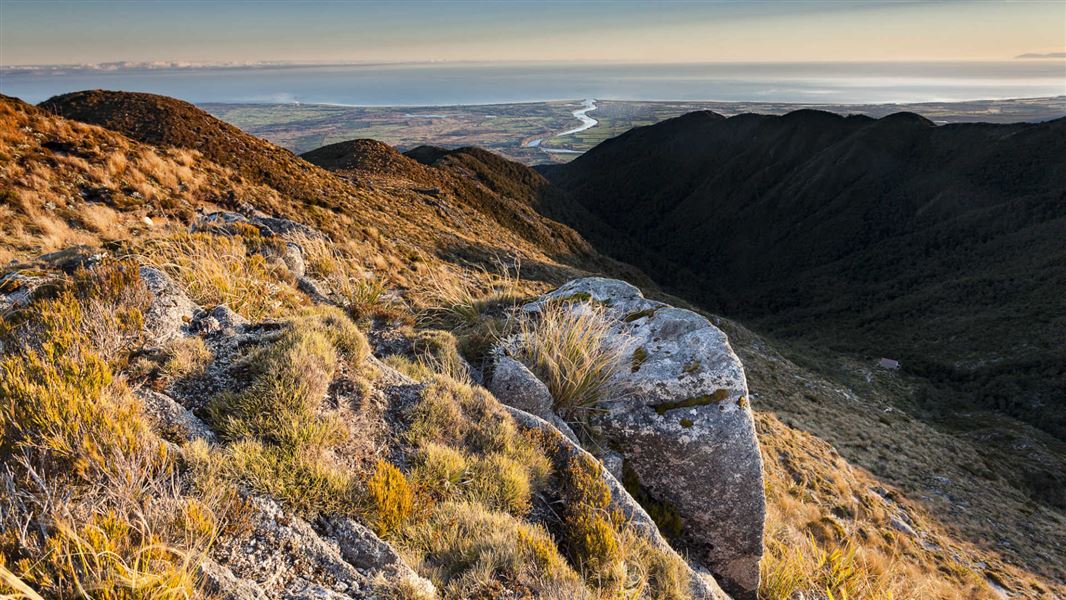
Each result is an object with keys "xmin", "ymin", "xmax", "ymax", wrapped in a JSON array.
[{"xmin": 526, "ymin": 98, "xmax": 598, "ymax": 155}]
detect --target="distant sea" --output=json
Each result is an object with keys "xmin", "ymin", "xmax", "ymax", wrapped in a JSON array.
[{"xmin": 2, "ymin": 61, "xmax": 1064, "ymax": 106}]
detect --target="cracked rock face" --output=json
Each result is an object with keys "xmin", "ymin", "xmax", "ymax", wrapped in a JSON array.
[
  {"xmin": 524, "ymin": 277, "xmax": 765, "ymax": 599},
  {"xmin": 139, "ymin": 266, "xmax": 199, "ymax": 345}
]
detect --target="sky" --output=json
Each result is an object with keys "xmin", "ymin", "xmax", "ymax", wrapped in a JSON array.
[{"xmin": 1, "ymin": 0, "xmax": 1065, "ymax": 66}]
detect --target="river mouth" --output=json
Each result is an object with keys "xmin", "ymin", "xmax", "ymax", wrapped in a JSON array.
[{"xmin": 526, "ymin": 98, "xmax": 598, "ymax": 154}]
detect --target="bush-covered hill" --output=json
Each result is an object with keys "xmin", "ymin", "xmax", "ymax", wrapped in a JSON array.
[{"xmin": 546, "ymin": 109, "xmax": 1066, "ymax": 440}]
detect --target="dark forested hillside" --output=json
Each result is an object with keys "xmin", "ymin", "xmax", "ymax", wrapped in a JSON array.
[{"xmin": 546, "ymin": 110, "xmax": 1066, "ymax": 439}]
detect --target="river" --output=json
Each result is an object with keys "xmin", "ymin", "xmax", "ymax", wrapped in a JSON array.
[{"xmin": 526, "ymin": 98, "xmax": 598, "ymax": 155}]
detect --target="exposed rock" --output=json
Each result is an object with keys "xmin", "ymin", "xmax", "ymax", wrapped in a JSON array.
[
  {"xmin": 211, "ymin": 497, "xmax": 426, "ymax": 599},
  {"xmin": 298, "ymin": 276, "xmax": 331, "ymax": 303},
  {"xmin": 320, "ymin": 516, "xmax": 436, "ymax": 597},
  {"xmin": 0, "ymin": 270, "xmax": 50, "ymax": 312},
  {"xmin": 192, "ymin": 211, "xmax": 324, "ymax": 242},
  {"xmin": 137, "ymin": 388, "xmax": 216, "ymax": 443},
  {"xmin": 139, "ymin": 266, "xmax": 199, "ymax": 344},
  {"xmin": 488, "ymin": 356, "xmax": 579, "ymax": 442},
  {"xmin": 192, "ymin": 304, "xmax": 248, "ymax": 336},
  {"xmin": 199, "ymin": 559, "xmax": 268, "ymax": 600},
  {"xmin": 503, "ymin": 405, "xmax": 730, "ymax": 600},
  {"xmin": 522, "ymin": 277, "xmax": 765, "ymax": 599},
  {"xmin": 283, "ymin": 241, "xmax": 306, "ymax": 278}
]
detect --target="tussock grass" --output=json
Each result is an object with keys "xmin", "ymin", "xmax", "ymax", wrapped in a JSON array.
[
  {"xmin": 417, "ymin": 259, "xmax": 524, "ymax": 330},
  {"xmin": 509, "ymin": 302, "xmax": 630, "ymax": 424},
  {"xmin": 402, "ymin": 501, "xmax": 588, "ymax": 600},
  {"xmin": 201, "ymin": 306, "xmax": 369, "ymax": 515},
  {"xmin": 135, "ymin": 232, "xmax": 305, "ymax": 321},
  {"xmin": 0, "ymin": 262, "xmax": 225, "ymax": 598},
  {"xmin": 160, "ymin": 336, "xmax": 213, "ymax": 381}
]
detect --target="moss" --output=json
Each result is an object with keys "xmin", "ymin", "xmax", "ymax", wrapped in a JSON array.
[
  {"xmin": 621, "ymin": 461, "xmax": 685, "ymax": 541},
  {"xmin": 623, "ymin": 307, "xmax": 657, "ymax": 322},
  {"xmin": 631, "ymin": 346, "xmax": 649, "ymax": 372},
  {"xmin": 679, "ymin": 418, "xmax": 694, "ymax": 428},
  {"xmin": 557, "ymin": 291, "xmax": 591, "ymax": 303},
  {"xmin": 653, "ymin": 388, "xmax": 730, "ymax": 415},
  {"xmin": 682, "ymin": 359, "xmax": 701, "ymax": 374}
]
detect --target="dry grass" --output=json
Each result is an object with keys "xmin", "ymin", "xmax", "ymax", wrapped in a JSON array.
[
  {"xmin": 507, "ymin": 302, "xmax": 630, "ymax": 425},
  {"xmin": 757, "ymin": 412, "xmax": 999, "ymax": 600},
  {"xmin": 134, "ymin": 232, "xmax": 306, "ymax": 321},
  {"xmin": 0, "ymin": 261, "xmax": 227, "ymax": 599},
  {"xmin": 402, "ymin": 501, "xmax": 588, "ymax": 600},
  {"xmin": 200, "ymin": 306, "xmax": 369, "ymax": 515},
  {"xmin": 416, "ymin": 259, "xmax": 525, "ymax": 330}
]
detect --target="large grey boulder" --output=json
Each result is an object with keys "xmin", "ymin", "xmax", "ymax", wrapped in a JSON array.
[
  {"xmin": 523, "ymin": 278, "xmax": 765, "ymax": 599},
  {"xmin": 139, "ymin": 266, "xmax": 199, "ymax": 344}
]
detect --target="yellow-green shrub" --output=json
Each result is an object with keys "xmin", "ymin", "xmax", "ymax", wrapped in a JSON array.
[
  {"xmin": 0, "ymin": 289, "xmax": 153, "ymax": 479},
  {"xmin": 366, "ymin": 460, "xmax": 414, "ymax": 538}
]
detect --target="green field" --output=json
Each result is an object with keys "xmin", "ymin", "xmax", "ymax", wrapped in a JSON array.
[{"xmin": 204, "ymin": 96, "xmax": 1065, "ymax": 165}]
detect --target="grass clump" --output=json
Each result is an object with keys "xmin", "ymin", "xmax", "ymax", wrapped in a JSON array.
[
  {"xmin": 201, "ymin": 306, "xmax": 369, "ymax": 515},
  {"xmin": 508, "ymin": 302, "xmax": 630, "ymax": 424},
  {"xmin": 136, "ymin": 232, "xmax": 305, "ymax": 321},
  {"xmin": 160, "ymin": 335, "xmax": 213, "ymax": 381},
  {"xmin": 402, "ymin": 501, "xmax": 588, "ymax": 600}
]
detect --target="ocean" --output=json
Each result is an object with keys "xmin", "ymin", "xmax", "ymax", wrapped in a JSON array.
[{"xmin": 2, "ymin": 61, "xmax": 1064, "ymax": 106}]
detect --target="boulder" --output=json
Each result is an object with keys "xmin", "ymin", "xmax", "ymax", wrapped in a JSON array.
[
  {"xmin": 139, "ymin": 266, "xmax": 199, "ymax": 344},
  {"xmin": 503, "ymin": 404, "xmax": 729, "ymax": 600},
  {"xmin": 137, "ymin": 388, "xmax": 216, "ymax": 443},
  {"xmin": 488, "ymin": 356, "xmax": 579, "ymax": 442},
  {"xmin": 523, "ymin": 277, "xmax": 765, "ymax": 599}
]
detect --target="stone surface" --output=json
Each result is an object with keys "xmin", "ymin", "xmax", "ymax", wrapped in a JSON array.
[
  {"xmin": 503, "ymin": 405, "xmax": 730, "ymax": 600},
  {"xmin": 321, "ymin": 516, "xmax": 436, "ymax": 597},
  {"xmin": 211, "ymin": 497, "xmax": 428, "ymax": 599},
  {"xmin": 488, "ymin": 356, "xmax": 579, "ymax": 442},
  {"xmin": 139, "ymin": 266, "xmax": 199, "ymax": 345},
  {"xmin": 523, "ymin": 277, "xmax": 765, "ymax": 599},
  {"xmin": 137, "ymin": 388, "xmax": 216, "ymax": 443}
]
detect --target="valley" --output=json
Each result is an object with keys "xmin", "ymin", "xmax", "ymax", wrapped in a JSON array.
[
  {"xmin": 203, "ymin": 96, "xmax": 1066, "ymax": 164},
  {"xmin": 2, "ymin": 89, "xmax": 1064, "ymax": 599}
]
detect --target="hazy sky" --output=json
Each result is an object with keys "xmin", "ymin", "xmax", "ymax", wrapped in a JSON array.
[{"xmin": 2, "ymin": 0, "xmax": 1065, "ymax": 66}]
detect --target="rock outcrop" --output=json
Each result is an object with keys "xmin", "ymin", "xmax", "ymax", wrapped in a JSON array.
[
  {"xmin": 503, "ymin": 404, "xmax": 730, "ymax": 600},
  {"xmin": 209, "ymin": 498, "xmax": 435, "ymax": 599},
  {"xmin": 518, "ymin": 277, "xmax": 766, "ymax": 599}
]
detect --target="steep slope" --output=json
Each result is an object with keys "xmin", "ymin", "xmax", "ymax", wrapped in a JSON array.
[
  {"xmin": 547, "ymin": 110, "xmax": 1066, "ymax": 441},
  {"xmin": 35, "ymin": 91, "xmax": 616, "ymax": 285}
]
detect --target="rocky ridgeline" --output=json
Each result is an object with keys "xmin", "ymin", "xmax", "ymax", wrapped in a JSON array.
[{"xmin": 0, "ymin": 210, "xmax": 763, "ymax": 599}]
